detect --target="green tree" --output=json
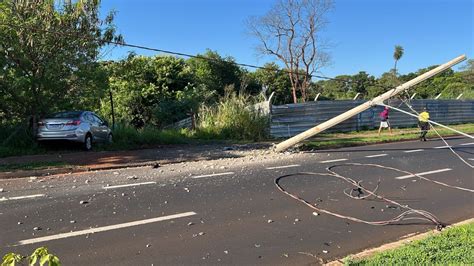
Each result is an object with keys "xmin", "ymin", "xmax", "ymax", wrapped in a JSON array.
[
  {"xmin": 459, "ymin": 59, "xmax": 474, "ymax": 84},
  {"xmin": 317, "ymin": 75, "xmax": 352, "ymax": 100},
  {"xmin": 0, "ymin": 0, "xmax": 122, "ymax": 130},
  {"xmin": 253, "ymin": 63, "xmax": 292, "ymax": 104},
  {"xmin": 103, "ymin": 54, "xmax": 210, "ymax": 128},
  {"xmin": 350, "ymin": 71, "xmax": 376, "ymax": 98},
  {"xmin": 186, "ymin": 50, "xmax": 242, "ymax": 97},
  {"xmin": 367, "ymin": 72, "xmax": 396, "ymax": 98}
]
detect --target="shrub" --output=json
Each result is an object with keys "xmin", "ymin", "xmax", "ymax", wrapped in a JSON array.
[
  {"xmin": 2, "ymin": 247, "xmax": 60, "ymax": 266},
  {"xmin": 108, "ymin": 124, "xmax": 189, "ymax": 149},
  {"xmin": 195, "ymin": 92, "xmax": 269, "ymax": 141}
]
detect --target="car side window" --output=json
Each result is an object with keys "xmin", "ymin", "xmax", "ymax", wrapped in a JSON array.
[
  {"xmin": 84, "ymin": 113, "xmax": 94, "ymax": 124},
  {"xmin": 93, "ymin": 115, "xmax": 103, "ymax": 125}
]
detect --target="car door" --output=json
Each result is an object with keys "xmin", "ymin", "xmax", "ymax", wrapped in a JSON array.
[
  {"xmin": 93, "ymin": 114, "xmax": 109, "ymax": 141},
  {"xmin": 85, "ymin": 112, "xmax": 101, "ymax": 142}
]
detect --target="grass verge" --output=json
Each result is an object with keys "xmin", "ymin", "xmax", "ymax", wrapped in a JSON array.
[
  {"xmin": 303, "ymin": 123, "xmax": 474, "ymax": 150},
  {"xmin": 345, "ymin": 222, "xmax": 474, "ymax": 265},
  {"xmin": 0, "ymin": 161, "xmax": 70, "ymax": 172}
]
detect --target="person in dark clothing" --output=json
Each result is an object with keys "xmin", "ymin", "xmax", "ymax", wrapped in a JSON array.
[{"xmin": 418, "ymin": 107, "xmax": 430, "ymax": 141}]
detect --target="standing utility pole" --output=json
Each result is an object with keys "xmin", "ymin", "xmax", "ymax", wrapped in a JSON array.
[{"xmin": 274, "ymin": 55, "xmax": 466, "ymax": 152}]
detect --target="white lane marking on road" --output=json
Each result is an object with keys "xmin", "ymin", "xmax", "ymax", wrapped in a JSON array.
[
  {"xmin": 434, "ymin": 146, "xmax": 451, "ymax": 149},
  {"xmin": 16, "ymin": 211, "xmax": 197, "ymax": 246},
  {"xmin": 404, "ymin": 149, "xmax": 424, "ymax": 153},
  {"xmin": 460, "ymin": 142, "xmax": 474, "ymax": 146},
  {"xmin": 266, "ymin": 164, "xmax": 300, "ymax": 170},
  {"xmin": 320, "ymin": 158, "xmax": 348, "ymax": 163},
  {"xmin": 365, "ymin": 154, "xmax": 387, "ymax": 158},
  {"xmin": 468, "ymin": 158, "xmax": 474, "ymax": 161},
  {"xmin": 103, "ymin": 181, "xmax": 156, "ymax": 190},
  {"xmin": 0, "ymin": 194, "xmax": 45, "ymax": 202},
  {"xmin": 191, "ymin": 172, "xmax": 234, "ymax": 179},
  {"xmin": 395, "ymin": 168, "xmax": 452, "ymax": 180}
]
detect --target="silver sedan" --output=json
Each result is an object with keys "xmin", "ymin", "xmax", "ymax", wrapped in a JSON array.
[{"xmin": 37, "ymin": 111, "xmax": 112, "ymax": 150}]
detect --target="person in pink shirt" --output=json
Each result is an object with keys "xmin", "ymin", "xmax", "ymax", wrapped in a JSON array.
[{"xmin": 378, "ymin": 106, "xmax": 392, "ymax": 136}]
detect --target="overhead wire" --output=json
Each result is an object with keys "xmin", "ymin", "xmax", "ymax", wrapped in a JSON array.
[
  {"xmin": 0, "ymin": 22, "xmax": 398, "ymax": 93},
  {"xmin": 275, "ymin": 162, "xmax": 473, "ymax": 230},
  {"xmin": 274, "ymin": 163, "xmax": 446, "ymax": 229},
  {"xmin": 379, "ymin": 100, "xmax": 474, "ymax": 168}
]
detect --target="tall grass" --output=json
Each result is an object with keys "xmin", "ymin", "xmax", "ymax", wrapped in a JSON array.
[
  {"xmin": 107, "ymin": 124, "xmax": 190, "ymax": 150},
  {"xmin": 0, "ymin": 124, "xmax": 43, "ymax": 157},
  {"xmin": 195, "ymin": 92, "xmax": 269, "ymax": 141}
]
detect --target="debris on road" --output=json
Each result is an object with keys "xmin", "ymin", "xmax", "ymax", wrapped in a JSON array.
[{"xmin": 192, "ymin": 232, "xmax": 206, "ymax": 237}]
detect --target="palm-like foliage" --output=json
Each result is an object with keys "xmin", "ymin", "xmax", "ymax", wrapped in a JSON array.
[{"xmin": 393, "ymin": 45, "xmax": 404, "ymax": 76}]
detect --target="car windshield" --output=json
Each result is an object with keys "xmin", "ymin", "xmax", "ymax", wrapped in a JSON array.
[{"xmin": 45, "ymin": 111, "xmax": 82, "ymax": 119}]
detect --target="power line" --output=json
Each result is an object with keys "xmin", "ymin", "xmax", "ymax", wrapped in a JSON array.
[
  {"xmin": 0, "ymin": 22, "xmax": 350, "ymax": 81},
  {"xmin": 1, "ymin": 22, "xmax": 402, "ymax": 94}
]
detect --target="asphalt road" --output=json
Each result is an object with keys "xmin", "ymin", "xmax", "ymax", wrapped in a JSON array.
[{"xmin": 1, "ymin": 137, "xmax": 473, "ymax": 265}]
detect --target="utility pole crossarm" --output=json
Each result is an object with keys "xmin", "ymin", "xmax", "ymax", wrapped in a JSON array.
[{"xmin": 274, "ymin": 54, "xmax": 466, "ymax": 152}]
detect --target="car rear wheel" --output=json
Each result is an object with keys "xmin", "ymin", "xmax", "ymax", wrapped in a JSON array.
[
  {"xmin": 107, "ymin": 133, "xmax": 113, "ymax": 144},
  {"xmin": 84, "ymin": 134, "xmax": 92, "ymax": 151}
]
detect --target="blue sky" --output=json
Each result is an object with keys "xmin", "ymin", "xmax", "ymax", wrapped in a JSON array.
[{"xmin": 100, "ymin": 0, "xmax": 473, "ymax": 79}]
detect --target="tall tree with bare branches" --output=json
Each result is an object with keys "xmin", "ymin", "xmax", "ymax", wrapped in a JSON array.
[{"xmin": 247, "ymin": 0, "xmax": 333, "ymax": 103}]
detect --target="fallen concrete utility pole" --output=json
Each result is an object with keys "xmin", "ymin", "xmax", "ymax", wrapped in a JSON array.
[{"xmin": 274, "ymin": 54, "xmax": 466, "ymax": 152}]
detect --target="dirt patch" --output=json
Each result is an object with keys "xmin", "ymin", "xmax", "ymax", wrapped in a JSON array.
[{"xmin": 0, "ymin": 143, "xmax": 275, "ymax": 179}]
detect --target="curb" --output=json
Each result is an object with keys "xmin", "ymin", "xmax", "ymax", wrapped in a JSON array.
[
  {"xmin": 325, "ymin": 217, "xmax": 474, "ymax": 265},
  {"xmin": 0, "ymin": 156, "xmax": 220, "ymax": 179},
  {"xmin": 0, "ymin": 161, "xmax": 167, "ymax": 179}
]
